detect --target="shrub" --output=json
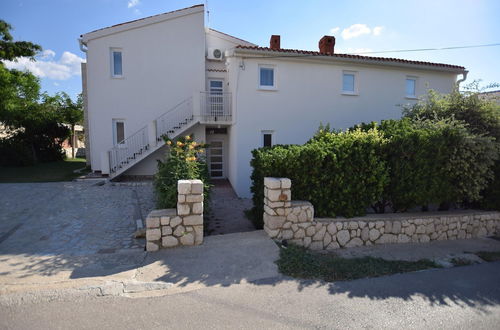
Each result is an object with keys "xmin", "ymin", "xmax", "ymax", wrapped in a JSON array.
[
  {"xmin": 250, "ymin": 128, "xmax": 388, "ymax": 228},
  {"xmin": 403, "ymin": 86, "xmax": 500, "ymax": 210},
  {"xmin": 154, "ymin": 135, "xmax": 210, "ymax": 209},
  {"xmin": 379, "ymin": 118, "xmax": 498, "ymax": 212}
]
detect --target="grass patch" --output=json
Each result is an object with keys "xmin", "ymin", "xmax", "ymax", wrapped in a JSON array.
[
  {"xmin": 450, "ymin": 257, "xmax": 474, "ymax": 267},
  {"xmin": 277, "ymin": 244, "xmax": 440, "ymax": 282},
  {"xmin": 475, "ymin": 251, "xmax": 500, "ymax": 262},
  {"xmin": 0, "ymin": 158, "xmax": 89, "ymax": 183}
]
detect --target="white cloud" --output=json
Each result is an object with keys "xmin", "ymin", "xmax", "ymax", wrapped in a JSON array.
[
  {"xmin": 373, "ymin": 26, "xmax": 384, "ymax": 36},
  {"xmin": 127, "ymin": 0, "xmax": 140, "ymax": 8},
  {"xmin": 4, "ymin": 50, "xmax": 85, "ymax": 80},
  {"xmin": 330, "ymin": 27, "xmax": 340, "ymax": 34},
  {"xmin": 341, "ymin": 24, "xmax": 371, "ymax": 40},
  {"xmin": 345, "ymin": 48, "xmax": 374, "ymax": 55}
]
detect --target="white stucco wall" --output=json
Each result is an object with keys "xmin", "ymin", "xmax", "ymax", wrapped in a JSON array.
[
  {"xmin": 83, "ymin": 7, "xmax": 205, "ymax": 172},
  {"xmin": 226, "ymin": 55, "xmax": 459, "ymax": 197}
]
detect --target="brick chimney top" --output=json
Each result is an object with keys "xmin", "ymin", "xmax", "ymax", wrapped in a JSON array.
[
  {"xmin": 270, "ymin": 35, "xmax": 280, "ymax": 50},
  {"xmin": 319, "ymin": 36, "xmax": 335, "ymax": 54}
]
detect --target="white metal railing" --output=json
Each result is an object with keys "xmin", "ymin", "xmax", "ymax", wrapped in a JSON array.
[
  {"xmin": 200, "ymin": 91, "xmax": 232, "ymax": 122},
  {"xmin": 109, "ymin": 125, "xmax": 148, "ymax": 173},
  {"xmin": 156, "ymin": 98, "xmax": 194, "ymax": 141}
]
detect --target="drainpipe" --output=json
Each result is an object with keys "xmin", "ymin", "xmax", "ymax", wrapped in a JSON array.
[
  {"xmin": 456, "ymin": 70, "xmax": 468, "ymax": 90},
  {"xmin": 78, "ymin": 38, "xmax": 87, "ymax": 53}
]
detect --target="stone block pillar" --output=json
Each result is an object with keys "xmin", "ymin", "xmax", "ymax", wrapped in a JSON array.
[{"xmin": 145, "ymin": 179, "xmax": 204, "ymax": 251}]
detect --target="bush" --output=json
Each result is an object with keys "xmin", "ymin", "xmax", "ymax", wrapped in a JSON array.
[
  {"xmin": 154, "ymin": 135, "xmax": 210, "ymax": 209},
  {"xmin": 403, "ymin": 86, "xmax": 500, "ymax": 210},
  {"xmin": 250, "ymin": 128, "xmax": 388, "ymax": 228},
  {"xmin": 378, "ymin": 118, "xmax": 498, "ymax": 212}
]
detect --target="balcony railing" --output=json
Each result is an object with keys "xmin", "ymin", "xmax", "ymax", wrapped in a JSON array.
[{"xmin": 200, "ymin": 91, "xmax": 232, "ymax": 123}]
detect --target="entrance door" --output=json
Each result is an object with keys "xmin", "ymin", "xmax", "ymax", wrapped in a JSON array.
[
  {"xmin": 209, "ymin": 80, "xmax": 224, "ymax": 117},
  {"xmin": 208, "ymin": 140, "xmax": 224, "ymax": 178}
]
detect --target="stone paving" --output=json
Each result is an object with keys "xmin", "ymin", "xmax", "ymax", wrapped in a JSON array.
[
  {"xmin": 204, "ymin": 180, "xmax": 255, "ymax": 235},
  {"xmin": 0, "ymin": 181, "xmax": 155, "ymax": 256}
]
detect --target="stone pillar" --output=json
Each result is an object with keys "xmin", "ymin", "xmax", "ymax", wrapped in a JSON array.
[
  {"xmin": 263, "ymin": 177, "xmax": 292, "ymax": 238},
  {"xmin": 145, "ymin": 179, "xmax": 204, "ymax": 252}
]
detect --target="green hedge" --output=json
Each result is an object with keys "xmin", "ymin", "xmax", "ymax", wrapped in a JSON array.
[
  {"xmin": 250, "ymin": 118, "xmax": 498, "ymax": 228},
  {"xmin": 250, "ymin": 128, "xmax": 388, "ymax": 228}
]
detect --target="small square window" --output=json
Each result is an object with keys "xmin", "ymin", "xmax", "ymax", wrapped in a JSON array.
[
  {"xmin": 342, "ymin": 73, "xmax": 356, "ymax": 93},
  {"xmin": 259, "ymin": 66, "xmax": 275, "ymax": 89},
  {"xmin": 406, "ymin": 78, "xmax": 416, "ymax": 97},
  {"xmin": 111, "ymin": 50, "xmax": 122, "ymax": 77}
]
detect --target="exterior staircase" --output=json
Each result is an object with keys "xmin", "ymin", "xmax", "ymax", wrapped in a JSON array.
[{"xmin": 107, "ymin": 97, "xmax": 196, "ymax": 179}]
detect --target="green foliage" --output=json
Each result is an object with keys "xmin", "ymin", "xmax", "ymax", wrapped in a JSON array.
[
  {"xmin": 403, "ymin": 84, "xmax": 500, "ymax": 210},
  {"xmin": 378, "ymin": 118, "xmax": 498, "ymax": 212},
  {"xmin": 276, "ymin": 244, "xmax": 440, "ymax": 282},
  {"xmin": 154, "ymin": 135, "xmax": 210, "ymax": 209},
  {"xmin": 0, "ymin": 20, "xmax": 41, "ymax": 61},
  {"xmin": 250, "ymin": 128, "xmax": 388, "ymax": 227}
]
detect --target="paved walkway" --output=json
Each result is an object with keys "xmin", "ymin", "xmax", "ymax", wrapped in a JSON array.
[
  {"xmin": 204, "ymin": 180, "xmax": 255, "ymax": 235},
  {"xmin": 0, "ymin": 181, "xmax": 154, "ymax": 256}
]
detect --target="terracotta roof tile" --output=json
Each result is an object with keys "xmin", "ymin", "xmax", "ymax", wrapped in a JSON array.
[{"xmin": 235, "ymin": 45, "xmax": 465, "ymax": 70}]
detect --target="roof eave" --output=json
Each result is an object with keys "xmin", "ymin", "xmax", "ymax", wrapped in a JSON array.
[
  {"xmin": 229, "ymin": 48, "xmax": 466, "ymax": 74},
  {"xmin": 81, "ymin": 5, "xmax": 204, "ymax": 42}
]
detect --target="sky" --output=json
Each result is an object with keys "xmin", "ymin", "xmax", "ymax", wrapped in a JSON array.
[{"xmin": 1, "ymin": 0, "xmax": 499, "ymax": 100}]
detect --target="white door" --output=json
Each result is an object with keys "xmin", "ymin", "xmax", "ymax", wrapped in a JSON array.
[
  {"xmin": 208, "ymin": 140, "xmax": 224, "ymax": 178},
  {"xmin": 209, "ymin": 80, "xmax": 224, "ymax": 117}
]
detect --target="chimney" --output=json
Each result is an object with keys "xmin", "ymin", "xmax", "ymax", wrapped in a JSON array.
[
  {"xmin": 318, "ymin": 35, "xmax": 335, "ymax": 54},
  {"xmin": 270, "ymin": 35, "xmax": 280, "ymax": 50}
]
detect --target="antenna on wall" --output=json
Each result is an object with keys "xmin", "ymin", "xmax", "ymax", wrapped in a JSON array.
[{"xmin": 205, "ymin": 0, "xmax": 210, "ymax": 28}]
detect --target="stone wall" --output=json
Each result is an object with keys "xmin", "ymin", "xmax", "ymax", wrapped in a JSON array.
[
  {"xmin": 263, "ymin": 177, "xmax": 500, "ymax": 250},
  {"xmin": 145, "ymin": 179, "xmax": 204, "ymax": 251}
]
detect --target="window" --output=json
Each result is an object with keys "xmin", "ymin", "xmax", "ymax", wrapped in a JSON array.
[
  {"xmin": 342, "ymin": 71, "xmax": 358, "ymax": 94},
  {"xmin": 259, "ymin": 65, "xmax": 276, "ymax": 89},
  {"xmin": 262, "ymin": 131, "xmax": 274, "ymax": 147},
  {"xmin": 111, "ymin": 49, "xmax": 122, "ymax": 77},
  {"xmin": 406, "ymin": 77, "xmax": 417, "ymax": 98},
  {"xmin": 113, "ymin": 120, "xmax": 125, "ymax": 145}
]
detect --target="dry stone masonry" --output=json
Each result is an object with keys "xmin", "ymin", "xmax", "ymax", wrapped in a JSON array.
[
  {"xmin": 145, "ymin": 179, "xmax": 204, "ymax": 251},
  {"xmin": 263, "ymin": 177, "xmax": 500, "ymax": 250}
]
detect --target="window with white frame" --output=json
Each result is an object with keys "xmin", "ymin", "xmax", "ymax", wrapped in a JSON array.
[
  {"xmin": 111, "ymin": 49, "xmax": 123, "ymax": 77},
  {"xmin": 112, "ymin": 119, "xmax": 125, "ymax": 145},
  {"xmin": 262, "ymin": 130, "xmax": 274, "ymax": 147},
  {"xmin": 259, "ymin": 65, "xmax": 276, "ymax": 89},
  {"xmin": 406, "ymin": 77, "xmax": 417, "ymax": 98},
  {"xmin": 342, "ymin": 71, "xmax": 357, "ymax": 94}
]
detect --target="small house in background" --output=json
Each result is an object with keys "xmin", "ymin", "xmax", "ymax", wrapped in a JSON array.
[{"xmin": 79, "ymin": 4, "xmax": 467, "ymax": 198}]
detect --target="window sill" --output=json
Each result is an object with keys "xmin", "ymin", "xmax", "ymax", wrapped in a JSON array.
[
  {"xmin": 405, "ymin": 96, "xmax": 418, "ymax": 100},
  {"xmin": 111, "ymin": 75, "xmax": 125, "ymax": 79},
  {"xmin": 341, "ymin": 91, "xmax": 358, "ymax": 96},
  {"xmin": 258, "ymin": 87, "xmax": 278, "ymax": 91}
]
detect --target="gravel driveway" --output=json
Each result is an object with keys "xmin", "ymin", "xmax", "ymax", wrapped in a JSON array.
[{"xmin": 0, "ymin": 181, "xmax": 154, "ymax": 256}]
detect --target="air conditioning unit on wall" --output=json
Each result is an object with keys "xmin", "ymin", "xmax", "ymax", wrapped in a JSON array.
[{"xmin": 207, "ymin": 48, "xmax": 223, "ymax": 60}]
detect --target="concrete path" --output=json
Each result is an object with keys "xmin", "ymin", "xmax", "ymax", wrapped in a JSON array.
[
  {"xmin": 0, "ymin": 230, "xmax": 280, "ymax": 298},
  {"xmin": 0, "ymin": 182, "xmax": 153, "ymax": 256},
  {"xmin": 204, "ymin": 180, "xmax": 255, "ymax": 235},
  {"xmin": 2, "ymin": 261, "xmax": 500, "ymax": 329}
]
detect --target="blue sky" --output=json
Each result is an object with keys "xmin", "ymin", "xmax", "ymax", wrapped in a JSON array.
[{"xmin": 2, "ymin": 0, "xmax": 499, "ymax": 99}]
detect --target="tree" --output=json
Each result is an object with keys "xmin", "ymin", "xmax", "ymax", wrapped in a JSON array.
[
  {"xmin": 0, "ymin": 20, "xmax": 41, "ymax": 61},
  {"xmin": 58, "ymin": 92, "xmax": 83, "ymax": 158}
]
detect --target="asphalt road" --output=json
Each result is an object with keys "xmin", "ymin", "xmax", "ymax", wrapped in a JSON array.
[{"xmin": 2, "ymin": 261, "xmax": 500, "ymax": 329}]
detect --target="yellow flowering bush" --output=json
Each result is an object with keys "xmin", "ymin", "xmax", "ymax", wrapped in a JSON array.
[{"xmin": 154, "ymin": 134, "xmax": 210, "ymax": 208}]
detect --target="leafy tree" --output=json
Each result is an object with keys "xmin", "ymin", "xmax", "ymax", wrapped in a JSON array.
[
  {"xmin": 0, "ymin": 20, "xmax": 41, "ymax": 61},
  {"xmin": 59, "ymin": 92, "xmax": 83, "ymax": 158}
]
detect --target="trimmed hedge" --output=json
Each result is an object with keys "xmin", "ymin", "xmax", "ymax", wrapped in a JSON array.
[
  {"xmin": 250, "ymin": 118, "xmax": 498, "ymax": 228},
  {"xmin": 250, "ymin": 128, "xmax": 388, "ymax": 228}
]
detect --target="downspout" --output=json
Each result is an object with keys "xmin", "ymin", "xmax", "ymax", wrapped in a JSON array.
[
  {"xmin": 456, "ymin": 70, "xmax": 468, "ymax": 90},
  {"xmin": 78, "ymin": 38, "xmax": 87, "ymax": 53}
]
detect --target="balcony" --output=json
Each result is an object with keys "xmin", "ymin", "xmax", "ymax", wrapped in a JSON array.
[{"xmin": 200, "ymin": 91, "xmax": 232, "ymax": 124}]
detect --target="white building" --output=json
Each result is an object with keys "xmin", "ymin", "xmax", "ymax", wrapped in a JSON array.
[{"xmin": 79, "ymin": 4, "xmax": 467, "ymax": 198}]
